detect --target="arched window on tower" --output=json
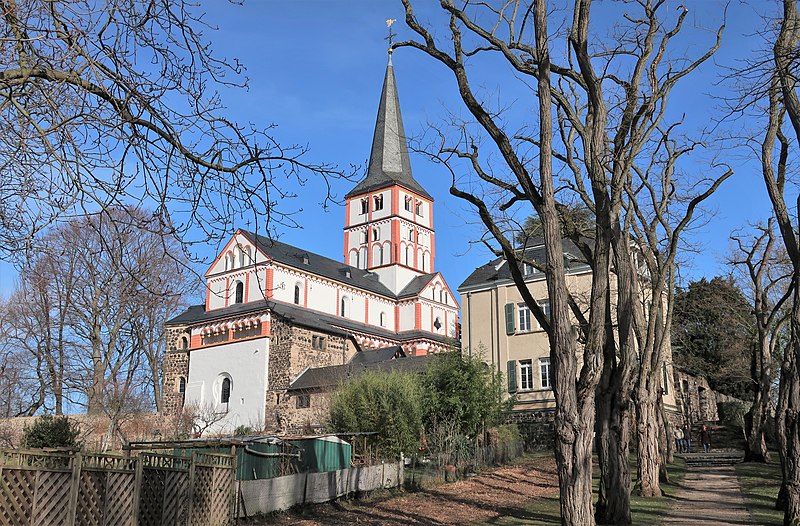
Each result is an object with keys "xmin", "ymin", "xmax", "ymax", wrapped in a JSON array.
[
  {"xmin": 379, "ymin": 312, "xmax": 386, "ymax": 327},
  {"xmin": 360, "ymin": 198, "xmax": 369, "ymax": 214},
  {"xmin": 179, "ymin": 336, "xmax": 189, "ymax": 350},
  {"xmin": 235, "ymin": 281, "xmax": 244, "ymax": 304},
  {"xmin": 404, "ymin": 196, "xmax": 413, "ymax": 212},
  {"xmin": 294, "ymin": 283, "xmax": 302, "ymax": 305},
  {"xmin": 221, "ymin": 377, "xmax": 231, "ymax": 404},
  {"xmin": 374, "ymin": 195, "xmax": 383, "ymax": 210},
  {"xmin": 372, "ymin": 228, "xmax": 380, "ymax": 241},
  {"xmin": 405, "ymin": 245, "xmax": 411, "ymax": 266},
  {"xmin": 340, "ymin": 295, "xmax": 349, "ymax": 317}
]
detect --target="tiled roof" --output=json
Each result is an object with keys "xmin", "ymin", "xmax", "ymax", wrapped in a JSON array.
[
  {"xmin": 288, "ymin": 353, "xmax": 437, "ymax": 391},
  {"xmin": 241, "ymin": 230, "xmax": 396, "ymax": 298},
  {"xmin": 458, "ymin": 238, "xmax": 590, "ymax": 291},
  {"xmin": 165, "ymin": 299, "xmax": 456, "ymax": 346}
]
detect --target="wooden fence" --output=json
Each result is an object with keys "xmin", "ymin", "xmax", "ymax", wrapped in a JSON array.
[{"xmin": 0, "ymin": 448, "xmax": 235, "ymax": 526}]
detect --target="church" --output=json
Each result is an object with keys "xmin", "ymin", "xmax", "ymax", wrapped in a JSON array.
[{"xmin": 162, "ymin": 55, "xmax": 459, "ymax": 434}]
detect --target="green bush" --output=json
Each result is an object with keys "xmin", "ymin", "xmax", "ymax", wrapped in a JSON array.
[
  {"xmin": 329, "ymin": 371, "xmax": 423, "ymax": 459},
  {"xmin": 420, "ymin": 351, "xmax": 511, "ymax": 438},
  {"xmin": 234, "ymin": 425, "xmax": 255, "ymax": 436},
  {"xmin": 22, "ymin": 415, "xmax": 82, "ymax": 449}
]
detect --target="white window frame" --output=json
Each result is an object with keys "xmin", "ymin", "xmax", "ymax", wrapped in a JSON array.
[
  {"xmin": 539, "ymin": 357, "xmax": 552, "ymax": 389},
  {"xmin": 536, "ymin": 301, "xmax": 551, "ymax": 330},
  {"xmin": 519, "ymin": 360, "xmax": 533, "ymax": 390},
  {"xmin": 518, "ymin": 303, "xmax": 532, "ymax": 332}
]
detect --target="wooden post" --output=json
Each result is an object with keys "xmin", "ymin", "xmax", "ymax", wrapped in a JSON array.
[
  {"xmin": 131, "ymin": 453, "xmax": 143, "ymax": 526},
  {"xmin": 186, "ymin": 451, "xmax": 196, "ymax": 525},
  {"xmin": 229, "ymin": 446, "xmax": 237, "ymax": 524},
  {"xmin": 66, "ymin": 452, "xmax": 82, "ymax": 525}
]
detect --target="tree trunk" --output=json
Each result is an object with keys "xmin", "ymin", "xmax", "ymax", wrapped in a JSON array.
[{"xmin": 635, "ymin": 389, "xmax": 662, "ymax": 497}]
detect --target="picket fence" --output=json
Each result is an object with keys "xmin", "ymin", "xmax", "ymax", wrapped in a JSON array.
[{"xmin": 0, "ymin": 448, "xmax": 235, "ymax": 526}]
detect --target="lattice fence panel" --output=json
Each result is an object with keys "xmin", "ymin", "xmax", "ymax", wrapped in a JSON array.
[
  {"xmin": 189, "ymin": 462, "xmax": 233, "ymax": 526},
  {"xmin": 32, "ymin": 470, "xmax": 70, "ymax": 526},
  {"xmin": 0, "ymin": 468, "xmax": 35, "ymax": 526},
  {"xmin": 138, "ymin": 468, "xmax": 166, "ymax": 525},
  {"xmin": 75, "ymin": 471, "xmax": 104, "ymax": 526},
  {"xmin": 189, "ymin": 465, "xmax": 213, "ymax": 526},
  {"xmin": 101, "ymin": 471, "xmax": 135, "ymax": 526},
  {"xmin": 160, "ymin": 470, "xmax": 189, "ymax": 525}
]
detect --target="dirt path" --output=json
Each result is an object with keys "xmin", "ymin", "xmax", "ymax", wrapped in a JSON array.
[
  {"xmin": 663, "ymin": 466, "xmax": 751, "ymax": 525},
  {"xmin": 248, "ymin": 455, "xmax": 559, "ymax": 525}
]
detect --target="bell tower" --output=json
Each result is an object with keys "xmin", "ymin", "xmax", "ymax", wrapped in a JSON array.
[{"xmin": 343, "ymin": 53, "xmax": 435, "ymax": 295}]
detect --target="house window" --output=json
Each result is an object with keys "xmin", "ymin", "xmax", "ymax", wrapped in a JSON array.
[
  {"xmin": 520, "ymin": 360, "xmax": 533, "ymax": 390},
  {"xmin": 537, "ymin": 301, "xmax": 551, "ymax": 329},
  {"xmin": 360, "ymin": 198, "xmax": 368, "ymax": 214},
  {"xmin": 518, "ymin": 304, "xmax": 532, "ymax": 332},
  {"xmin": 296, "ymin": 394, "xmax": 310, "ymax": 409},
  {"xmin": 405, "ymin": 196, "xmax": 413, "ymax": 212},
  {"xmin": 312, "ymin": 335, "xmax": 326, "ymax": 350},
  {"xmin": 539, "ymin": 358, "xmax": 552, "ymax": 389},
  {"xmin": 221, "ymin": 377, "xmax": 231, "ymax": 404},
  {"xmin": 235, "ymin": 281, "xmax": 244, "ymax": 304},
  {"xmin": 340, "ymin": 296, "xmax": 349, "ymax": 317},
  {"xmin": 374, "ymin": 195, "xmax": 384, "ymax": 210},
  {"xmin": 294, "ymin": 283, "xmax": 302, "ymax": 305}
]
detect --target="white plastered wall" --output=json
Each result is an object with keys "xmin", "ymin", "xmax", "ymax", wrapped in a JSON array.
[{"xmin": 185, "ymin": 336, "xmax": 270, "ymax": 435}]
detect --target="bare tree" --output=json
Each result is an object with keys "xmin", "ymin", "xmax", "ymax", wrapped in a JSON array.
[
  {"xmin": 730, "ymin": 221, "xmax": 792, "ymax": 463},
  {"xmin": 4, "ymin": 206, "xmax": 194, "ymax": 419},
  {"xmin": 396, "ymin": 1, "xmax": 724, "ymax": 523},
  {"xmin": 0, "ymin": 0, "xmax": 350, "ymax": 262},
  {"xmin": 758, "ymin": 2, "xmax": 800, "ymax": 516}
]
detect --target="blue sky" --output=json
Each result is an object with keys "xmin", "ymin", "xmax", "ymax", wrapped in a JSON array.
[{"xmin": 0, "ymin": 0, "xmax": 780, "ymax": 302}]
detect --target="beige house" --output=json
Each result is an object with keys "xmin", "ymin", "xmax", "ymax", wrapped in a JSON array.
[{"xmin": 458, "ymin": 240, "xmax": 680, "ymax": 420}]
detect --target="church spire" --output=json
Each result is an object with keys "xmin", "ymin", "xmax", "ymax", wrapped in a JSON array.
[{"xmin": 345, "ymin": 56, "xmax": 431, "ymax": 200}]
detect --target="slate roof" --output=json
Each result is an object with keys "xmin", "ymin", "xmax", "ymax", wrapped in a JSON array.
[
  {"xmin": 349, "ymin": 345, "xmax": 405, "ymax": 365},
  {"xmin": 345, "ymin": 57, "xmax": 432, "ymax": 200},
  {"xmin": 165, "ymin": 298, "xmax": 456, "ymax": 346},
  {"xmin": 397, "ymin": 273, "xmax": 436, "ymax": 298},
  {"xmin": 458, "ymin": 238, "xmax": 590, "ymax": 292},
  {"xmin": 240, "ymin": 230, "xmax": 395, "ymax": 298},
  {"xmin": 288, "ymin": 353, "xmax": 436, "ymax": 391}
]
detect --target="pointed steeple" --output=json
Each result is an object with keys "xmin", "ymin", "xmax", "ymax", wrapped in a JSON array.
[{"xmin": 346, "ymin": 56, "xmax": 432, "ymax": 199}]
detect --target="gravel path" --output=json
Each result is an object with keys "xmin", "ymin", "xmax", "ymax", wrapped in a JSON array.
[{"xmin": 663, "ymin": 466, "xmax": 751, "ymax": 525}]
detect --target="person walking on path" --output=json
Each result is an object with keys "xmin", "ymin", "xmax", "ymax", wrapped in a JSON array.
[
  {"xmin": 674, "ymin": 426, "xmax": 685, "ymax": 453},
  {"xmin": 683, "ymin": 422, "xmax": 692, "ymax": 453},
  {"xmin": 701, "ymin": 424, "xmax": 712, "ymax": 453}
]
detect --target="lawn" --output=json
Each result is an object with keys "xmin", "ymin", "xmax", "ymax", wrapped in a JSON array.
[
  {"xmin": 473, "ymin": 455, "xmax": 688, "ymax": 525},
  {"xmin": 735, "ymin": 459, "xmax": 784, "ymax": 526}
]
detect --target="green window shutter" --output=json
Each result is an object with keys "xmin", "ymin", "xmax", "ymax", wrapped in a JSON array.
[
  {"xmin": 507, "ymin": 360, "xmax": 518, "ymax": 393},
  {"xmin": 504, "ymin": 303, "xmax": 516, "ymax": 335}
]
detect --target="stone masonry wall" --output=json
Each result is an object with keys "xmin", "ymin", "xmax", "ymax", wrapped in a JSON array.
[
  {"xmin": 264, "ymin": 317, "xmax": 349, "ymax": 433},
  {"xmin": 162, "ymin": 326, "xmax": 191, "ymax": 415},
  {"xmin": 672, "ymin": 369, "xmax": 722, "ymax": 425}
]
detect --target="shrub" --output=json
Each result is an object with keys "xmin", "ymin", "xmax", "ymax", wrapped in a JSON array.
[
  {"xmin": 22, "ymin": 415, "xmax": 82, "ymax": 449},
  {"xmin": 329, "ymin": 371, "xmax": 423, "ymax": 459},
  {"xmin": 234, "ymin": 425, "xmax": 255, "ymax": 436},
  {"xmin": 420, "ymin": 351, "xmax": 511, "ymax": 438}
]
